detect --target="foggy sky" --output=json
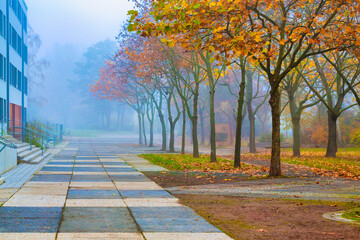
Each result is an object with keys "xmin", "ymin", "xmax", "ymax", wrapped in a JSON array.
[
  {"xmin": 26, "ymin": 0, "xmax": 135, "ymax": 126},
  {"xmin": 27, "ymin": 0, "xmax": 134, "ymax": 56}
]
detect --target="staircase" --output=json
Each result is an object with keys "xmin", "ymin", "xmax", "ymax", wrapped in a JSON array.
[{"xmin": 3, "ymin": 136, "xmax": 51, "ymax": 164}]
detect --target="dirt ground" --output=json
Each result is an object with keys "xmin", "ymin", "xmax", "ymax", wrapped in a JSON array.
[
  {"xmin": 144, "ymin": 171, "xmax": 257, "ymax": 188},
  {"xmin": 176, "ymin": 195, "xmax": 360, "ymax": 240},
  {"xmin": 142, "ymin": 171, "xmax": 360, "ymax": 239}
]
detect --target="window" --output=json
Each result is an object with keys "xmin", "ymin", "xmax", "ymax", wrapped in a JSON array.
[
  {"xmin": 10, "ymin": 64, "xmax": 18, "ymax": 87},
  {"xmin": 0, "ymin": 10, "xmax": 5, "ymax": 38},
  {"xmin": 24, "ymin": 77, "xmax": 27, "ymax": 95},
  {"xmin": 11, "ymin": 26, "xmax": 16, "ymax": 49},
  {"xmin": 9, "ymin": 25, "xmax": 23, "ymax": 57},
  {"xmin": 0, "ymin": 54, "xmax": 4, "ymax": 80},
  {"xmin": 10, "ymin": 0, "xmax": 26, "ymax": 30},
  {"xmin": 0, "ymin": 98, "xmax": 7, "ymax": 123},
  {"xmin": 17, "ymin": 35, "xmax": 22, "ymax": 56},
  {"xmin": 22, "ymin": 11, "xmax": 27, "ymax": 33},
  {"xmin": 11, "ymin": 0, "xmax": 17, "ymax": 17},
  {"xmin": 3, "ymin": 99, "xmax": 6, "ymax": 123},
  {"xmin": 0, "ymin": 98, "xmax": 3, "ymax": 123},
  {"xmin": 17, "ymin": 71, "xmax": 21, "ymax": 90},
  {"xmin": 23, "ymin": 43, "xmax": 27, "ymax": 63}
]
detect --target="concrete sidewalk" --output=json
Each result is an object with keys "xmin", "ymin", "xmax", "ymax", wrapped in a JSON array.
[{"xmin": 0, "ymin": 138, "xmax": 231, "ymax": 240}]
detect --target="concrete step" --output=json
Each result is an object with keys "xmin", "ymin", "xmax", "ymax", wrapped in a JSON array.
[
  {"xmin": 31, "ymin": 152, "xmax": 51, "ymax": 164},
  {"xmin": 17, "ymin": 145, "xmax": 31, "ymax": 154},
  {"xmin": 3, "ymin": 136, "xmax": 22, "ymax": 144},
  {"xmin": 18, "ymin": 148, "xmax": 42, "ymax": 160},
  {"xmin": 15, "ymin": 143, "xmax": 28, "ymax": 148},
  {"xmin": 21, "ymin": 149, "xmax": 43, "ymax": 163}
]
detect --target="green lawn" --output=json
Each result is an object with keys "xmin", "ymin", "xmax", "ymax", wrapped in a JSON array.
[
  {"xmin": 139, "ymin": 153, "xmax": 260, "ymax": 172},
  {"xmin": 342, "ymin": 208, "xmax": 360, "ymax": 222},
  {"xmin": 69, "ymin": 130, "xmax": 100, "ymax": 137}
]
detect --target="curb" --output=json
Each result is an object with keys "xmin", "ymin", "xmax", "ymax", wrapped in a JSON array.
[{"xmin": 323, "ymin": 211, "xmax": 360, "ymax": 225}]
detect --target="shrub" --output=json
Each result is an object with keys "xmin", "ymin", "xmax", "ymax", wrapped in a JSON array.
[
  {"xmin": 351, "ymin": 129, "xmax": 360, "ymax": 146},
  {"xmin": 257, "ymin": 132, "xmax": 286, "ymax": 143}
]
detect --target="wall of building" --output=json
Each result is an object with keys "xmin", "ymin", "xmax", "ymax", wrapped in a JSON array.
[
  {"xmin": 0, "ymin": 0, "xmax": 28, "ymax": 129},
  {"xmin": 0, "ymin": 146, "xmax": 17, "ymax": 174}
]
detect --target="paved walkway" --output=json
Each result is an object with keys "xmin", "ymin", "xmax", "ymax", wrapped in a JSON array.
[
  {"xmin": 0, "ymin": 141, "xmax": 69, "ymax": 189},
  {"xmin": 0, "ymin": 137, "xmax": 231, "ymax": 240},
  {"xmin": 167, "ymin": 177, "xmax": 360, "ymax": 202}
]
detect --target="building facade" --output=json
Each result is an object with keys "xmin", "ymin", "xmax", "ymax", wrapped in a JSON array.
[{"xmin": 0, "ymin": 0, "xmax": 28, "ymax": 133}]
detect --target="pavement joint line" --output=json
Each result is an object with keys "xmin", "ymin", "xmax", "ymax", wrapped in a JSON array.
[
  {"xmin": 1, "ymin": 139, "xmax": 232, "ymax": 239},
  {"xmin": 54, "ymin": 145, "xmax": 78, "ymax": 240},
  {"xmin": 0, "ymin": 141, "xmax": 70, "ymax": 189},
  {"xmin": 0, "ymin": 142, "xmax": 70, "ymax": 207},
  {"xmin": 94, "ymin": 145, "xmax": 146, "ymax": 240}
]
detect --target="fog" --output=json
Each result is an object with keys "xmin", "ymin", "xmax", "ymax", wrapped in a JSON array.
[
  {"xmin": 27, "ymin": 0, "xmax": 135, "ymax": 130},
  {"xmin": 25, "ymin": 0, "xmax": 360, "ymax": 157}
]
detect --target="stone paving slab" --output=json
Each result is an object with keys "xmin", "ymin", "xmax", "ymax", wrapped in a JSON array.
[
  {"xmin": 124, "ymin": 198, "xmax": 183, "ymax": 207},
  {"xmin": 0, "ymin": 189, "xmax": 17, "ymax": 203},
  {"xmin": 65, "ymin": 199, "xmax": 127, "ymax": 207},
  {"xmin": 73, "ymin": 167, "xmax": 106, "ymax": 172},
  {"xmin": 115, "ymin": 182, "xmax": 163, "ymax": 190},
  {"xmin": 57, "ymin": 233, "xmax": 144, "ymax": 240},
  {"xmin": 120, "ymin": 190, "xmax": 174, "ymax": 198},
  {"xmin": 59, "ymin": 207, "xmax": 139, "ymax": 233},
  {"xmin": 47, "ymin": 162, "xmax": 75, "ymax": 165},
  {"xmin": 30, "ymin": 174, "xmax": 72, "ymax": 182},
  {"xmin": 0, "ymin": 207, "xmax": 63, "ymax": 232},
  {"xmin": 71, "ymin": 175, "xmax": 111, "ymax": 182},
  {"xmin": 69, "ymin": 182, "xmax": 115, "ymax": 189},
  {"xmin": 4, "ymin": 195, "xmax": 66, "ymax": 207},
  {"xmin": 144, "ymin": 232, "xmax": 232, "ymax": 240},
  {"xmin": 0, "ymin": 138, "xmax": 231, "ymax": 240},
  {"xmin": 67, "ymin": 189, "xmax": 121, "ymax": 199},
  {"xmin": 72, "ymin": 172, "xmax": 108, "ymax": 175},
  {"xmin": 0, "ymin": 233, "xmax": 56, "ymax": 240},
  {"xmin": 109, "ymin": 175, "xmax": 150, "ymax": 182}
]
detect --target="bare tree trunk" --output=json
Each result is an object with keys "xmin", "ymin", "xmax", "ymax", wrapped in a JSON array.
[
  {"xmin": 159, "ymin": 112, "xmax": 166, "ymax": 151},
  {"xmin": 138, "ymin": 113, "xmax": 143, "ymax": 145},
  {"xmin": 326, "ymin": 111, "xmax": 338, "ymax": 157},
  {"xmin": 209, "ymin": 88, "xmax": 217, "ymax": 163},
  {"xmin": 192, "ymin": 89, "xmax": 200, "ymax": 157},
  {"xmin": 154, "ymin": 95, "xmax": 166, "ymax": 151},
  {"xmin": 149, "ymin": 119, "xmax": 154, "ymax": 147},
  {"xmin": 234, "ymin": 63, "xmax": 246, "ymax": 168},
  {"xmin": 169, "ymin": 122, "xmax": 176, "ymax": 153},
  {"xmin": 181, "ymin": 103, "xmax": 186, "ymax": 154},
  {"xmin": 269, "ymin": 88, "xmax": 281, "ymax": 176},
  {"xmin": 141, "ymin": 112, "xmax": 147, "ymax": 146},
  {"xmin": 247, "ymin": 104, "xmax": 256, "ymax": 153},
  {"xmin": 199, "ymin": 108, "xmax": 205, "ymax": 145},
  {"xmin": 147, "ymin": 102, "xmax": 155, "ymax": 147},
  {"xmin": 292, "ymin": 116, "xmax": 301, "ymax": 157}
]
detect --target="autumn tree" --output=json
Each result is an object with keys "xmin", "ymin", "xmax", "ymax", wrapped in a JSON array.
[
  {"xmin": 130, "ymin": 0, "xmax": 360, "ymax": 176},
  {"xmin": 281, "ymin": 61, "xmax": 320, "ymax": 156},
  {"xmin": 304, "ymin": 53, "xmax": 359, "ymax": 157},
  {"xmin": 90, "ymin": 60, "xmax": 146, "ymax": 144}
]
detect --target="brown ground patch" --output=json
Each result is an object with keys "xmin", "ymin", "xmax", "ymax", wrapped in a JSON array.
[
  {"xmin": 143, "ymin": 171, "xmax": 256, "ymax": 188},
  {"xmin": 176, "ymin": 195, "xmax": 360, "ymax": 240}
]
